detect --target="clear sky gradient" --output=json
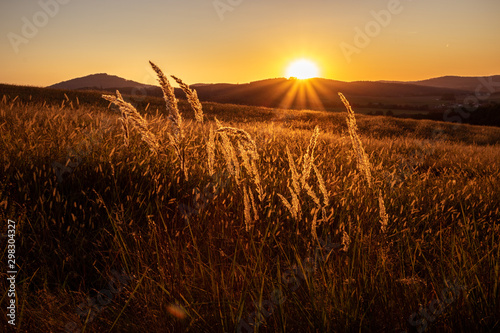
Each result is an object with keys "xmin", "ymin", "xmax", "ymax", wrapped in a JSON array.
[{"xmin": 1, "ymin": 0, "xmax": 499, "ymax": 87}]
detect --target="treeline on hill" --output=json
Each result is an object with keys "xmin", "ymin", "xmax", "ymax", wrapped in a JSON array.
[{"xmin": 1, "ymin": 83, "xmax": 500, "ymax": 127}]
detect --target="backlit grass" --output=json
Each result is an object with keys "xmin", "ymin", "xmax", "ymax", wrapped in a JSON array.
[{"xmin": 0, "ymin": 81, "xmax": 499, "ymax": 332}]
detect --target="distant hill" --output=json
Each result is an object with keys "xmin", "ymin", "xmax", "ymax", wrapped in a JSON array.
[
  {"xmin": 190, "ymin": 77, "xmax": 468, "ymax": 109},
  {"xmin": 408, "ymin": 75, "xmax": 500, "ymax": 92},
  {"xmin": 47, "ymin": 73, "xmax": 485, "ymax": 110},
  {"xmin": 49, "ymin": 73, "xmax": 156, "ymax": 91}
]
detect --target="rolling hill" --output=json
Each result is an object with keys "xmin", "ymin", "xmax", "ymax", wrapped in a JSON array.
[
  {"xmin": 409, "ymin": 75, "xmax": 500, "ymax": 91},
  {"xmin": 49, "ymin": 73, "xmax": 156, "ymax": 91},
  {"xmin": 47, "ymin": 74, "xmax": 476, "ymax": 110}
]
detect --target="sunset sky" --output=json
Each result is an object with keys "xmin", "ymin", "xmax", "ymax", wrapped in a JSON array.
[{"xmin": 1, "ymin": 0, "xmax": 499, "ymax": 87}]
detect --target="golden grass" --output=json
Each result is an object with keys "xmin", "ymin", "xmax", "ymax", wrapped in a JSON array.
[
  {"xmin": 149, "ymin": 61, "xmax": 182, "ymax": 133},
  {"xmin": 216, "ymin": 124, "xmax": 241, "ymax": 183},
  {"xmin": 148, "ymin": 61, "xmax": 207, "ymax": 181},
  {"xmin": 314, "ymin": 164, "xmax": 329, "ymax": 207},
  {"xmin": 378, "ymin": 190, "xmax": 389, "ymax": 233},
  {"xmin": 339, "ymin": 92, "xmax": 389, "ymax": 233},
  {"xmin": 102, "ymin": 90, "xmax": 159, "ymax": 153},
  {"xmin": 118, "ymin": 116, "xmax": 130, "ymax": 146},
  {"xmin": 149, "ymin": 61, "xmax": 187, "ymax": 178},
  {"xmin": 277, "ymin": 126, "xmax": 331, "ymax": 238},
  {"xmin": 243, "ymin": 186, "xmax": 253, "ymax": 231},
  {"xmin": 300, "ymin": 125, "xmax": 320, "ymax": 188},
  {"xmin": 207, "ymin": 125, "xmax": 216, "ymax": 176},
  {"xmin": 103, "ymin": 62, "xmax": 206, "ymax": 183},
  {"xmin": 339, "ymin": 92, "xmax": 373, "ymax": 187},
  {"xmin": 5, "ymin": 71, "xmax": 500, "ymax": 332},
  {"xmin": 216, "ymin": 126, "xmax": 258, "ymax": 160},
  {"xmin": 171, "ymin": 75, "xmax": 204, "ymax": 123}
]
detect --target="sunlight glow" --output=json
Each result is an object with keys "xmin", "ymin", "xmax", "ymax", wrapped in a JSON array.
[{"xmin": 286, "ymin": 59, "xmax": 320, "ymax": 80}]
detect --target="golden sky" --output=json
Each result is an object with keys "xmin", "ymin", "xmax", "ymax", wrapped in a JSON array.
[{"xmin": 1, "ymin": 0, "xmax": 499, "ymax": 87}]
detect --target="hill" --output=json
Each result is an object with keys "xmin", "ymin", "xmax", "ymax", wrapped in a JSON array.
[
  {"xmin": 47, "ymin": 73, "xmax": 471, "ymax": 111},
  {"xmin": 192, "ymin": 78, "xmax": 468, "ymax": 109},
  {"xmin": 408, "ymin": 75, "xmax": 500, "ymax": 92},
  {"xmin": 49, "ymin": 73, "xmax": 156, "ymax": 91},
  {"xmin": 3, "ymin": 82, "xmax": 500, "ymax": 127}
]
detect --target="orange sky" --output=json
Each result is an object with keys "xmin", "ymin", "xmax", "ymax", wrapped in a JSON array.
[{"xmin": 1, "ymin": 0, "xmax": 499, "ymax": 87}]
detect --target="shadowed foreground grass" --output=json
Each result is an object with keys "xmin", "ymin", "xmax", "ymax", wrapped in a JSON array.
[{"xmin": 0, "ymin": 93, "xmax": 499, "ymax": 332}]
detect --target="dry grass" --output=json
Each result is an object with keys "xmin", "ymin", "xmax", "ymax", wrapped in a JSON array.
[
  {"xmin": 339, "ymin": 92, "xmax": 373, "ymax": 187},
  {"xmin": 102, "ymin": 90, "xmax": 159, "ymax": 152},
  {"xmin": 171, "ymin": 75, "xmax": 204, "ymax": 123},
  {"xmin": 149, "ymin": 61, "xmax": 187, "ymax": 179},
  {"xmin": 207, "ymin": 125, "xmax": 216, "ymax": 176},
  {"xmin": 339, "ymin": 92, "xmax": 389, "ymax": 233},
  {"xmin": 278, "ymin": 126, "xmax": 331, "ymax": 238},
  {"xmin": 1, "ymin": 80, "xmax": 499, "ymax": 333},
  {"xmin": 216, "ymin": 123, "xmax": 242, "ymax": 183}
]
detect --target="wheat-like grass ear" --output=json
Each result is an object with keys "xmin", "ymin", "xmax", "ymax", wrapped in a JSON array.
[
  {"xmin": 278, "ymin": 194, "xmax": 295, "ymax": 220},
  {"xmin": 243, "ymin": 185, "xmax": 258, "ymax": 232},
  {"xmin": 378, "ymin": 190, "xmax": 389, "ymax": 233},
  {"xmin": 313, "ymin": 164, "xmax": 329, "ymax": 207},
  {"xmin": 149, "ymin": 61, "xmax": 187, "ymax": 180},
  {"xmin": 217, "ymin": 128, "xmax": 240, "ymax": 183},
  {"xmin": 289, "ymin": 184, "xmax": 301, "ymax": 221},
  {"xmin": 248, "ymin": 187, "xmax": 258, "ymax": 222},
  {"xmin": 207, "ymin": 125, "xmax": 215, "ymax": 176},
  {"xmin": 339, "ymin": 92, "xmax": 372, "ymax": 188},
  {"xmin": 216, "ymin": 127, "xmax": 258, "ymax": 159},
  {"xmin": 339, "ymin": 92, "xmax": 389, "ymax": 233},
  {"xmin": 149, "ymin": 62, "xmax": 178, "ymax": 113},
  {"xmin": 171, "ymin": 75, "xmax": 204, "ymax": 123},
  {"xmin": 102, "ymin": 91, "xmax": 158, "ymax": 153},
  {"xmin": 118, "ymin": 117, "xmax": 130, "ymax": 146},
  {"xmin": 237, "ymin": 140, "xmax": 264, "ymax": 202},
  {"xmin": 149, "ymin": 61, "xmax": 184, "ymax": 141},
  {"xmin": 300, "ymin": 126, "xmax": 320, "ymax": 188},
  {"xmin": 103, "ymin": 91, "xmax": 130, "ymax": 146},
  {"xmin": 243, "ymin": 186, "xmax": 252, "ymax": 231}
]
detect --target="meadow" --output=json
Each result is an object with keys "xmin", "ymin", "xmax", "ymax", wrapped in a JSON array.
[{"xmin": 1, "ymin": 66, "xmax": 499, "ymax": 332}]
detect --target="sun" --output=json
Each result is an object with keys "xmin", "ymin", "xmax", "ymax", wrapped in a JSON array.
[{"xmin": 286, "ymin": 59, "xmax": 319, "ymax": 80}]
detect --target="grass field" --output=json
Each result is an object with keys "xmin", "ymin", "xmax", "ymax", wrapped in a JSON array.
[{"xmin": 1, "ymin": 78, "xmax": 499, "ymax": 332}]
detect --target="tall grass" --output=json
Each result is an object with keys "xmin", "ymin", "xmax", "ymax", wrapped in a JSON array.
[
  {"xmin": 339, "ymin": 92, "xmax": 389, "ymax": 233},
  {"xmin": 1, "ymin": 77, "xmax": 499, "ymax": 332},
  {"xmin": 102, "ymin": 90, "xmax": 159, "ymax": 152},
  {"xmin": 149, "ymin": 61, "xmax": 188, "ymax": 180},
  {"xmin": 171, "ymin": 75, "xmax": 204, "ymax": 124}
]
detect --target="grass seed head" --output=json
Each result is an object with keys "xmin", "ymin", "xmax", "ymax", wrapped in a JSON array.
[
  {"xmin": 339, "ymin": 92, "xmax": 373, "ymax": 188},
  {"xmin": 171, "ymin": 75, "xmax": 204, "ymax": 123},
  {"xmin": 102, "ymin": 91, "xmax": 159, "ymax": 153},
  {"xmin": 378, "ymin": 190, "xmax": 389, "ymax": 233}
]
